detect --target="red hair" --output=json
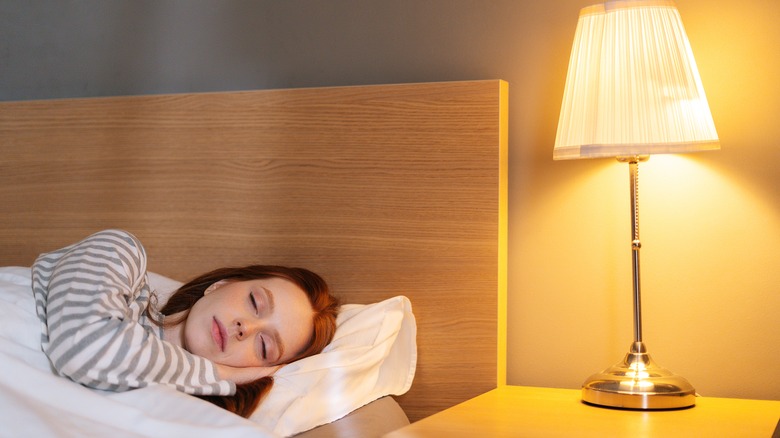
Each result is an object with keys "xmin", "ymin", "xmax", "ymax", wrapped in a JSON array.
[{"xmin": 159, "ymin": 265, "xmax": 339, "ymax": 417}]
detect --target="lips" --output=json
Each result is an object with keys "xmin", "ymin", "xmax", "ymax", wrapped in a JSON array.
[{"xmin": 212, "ymin": 317, "xmax": 226, "ymax": 352}]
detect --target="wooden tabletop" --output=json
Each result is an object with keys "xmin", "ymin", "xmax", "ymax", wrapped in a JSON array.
[{"xmin": 385, "ymin": 385, "xmax": 780, "ymax": 437}]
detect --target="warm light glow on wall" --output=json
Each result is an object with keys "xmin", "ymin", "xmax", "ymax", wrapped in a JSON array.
[{"xmin": 512, "ymin": 152, "xmax": 780, "ymax": 398}]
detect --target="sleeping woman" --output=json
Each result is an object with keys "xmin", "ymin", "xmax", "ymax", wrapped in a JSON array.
[{"xmin": 31, "ymin": 229, "xmax": 340, "ymax": 417}]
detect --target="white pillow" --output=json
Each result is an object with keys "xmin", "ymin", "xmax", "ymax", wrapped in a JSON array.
[{"xmin": 147, "ymin": 272, "xmax": 417, "ymax": 437}]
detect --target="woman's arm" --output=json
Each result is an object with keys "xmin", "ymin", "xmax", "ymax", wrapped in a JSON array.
[{"xmin": 32, "ymin": 229, "xmax": 234, "ymax": 396}]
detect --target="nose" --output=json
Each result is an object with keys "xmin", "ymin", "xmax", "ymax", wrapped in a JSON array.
[{"xmin": 233, "ymin": 320, "xmax": 259, "ymax": 341}]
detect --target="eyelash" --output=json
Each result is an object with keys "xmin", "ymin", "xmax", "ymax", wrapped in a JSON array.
[
  {"xmin": 249, "ymin": 292, "xmax": 268, "ymax": 360},
  {"xmin": 249, "ymin": 292, "xmax": 259, "ymax": 314}
]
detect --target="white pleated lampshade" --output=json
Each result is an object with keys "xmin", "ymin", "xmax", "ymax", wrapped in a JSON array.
[{"xmin": 554, "ymin": 0, "xmax": 719, "ymax": 160}]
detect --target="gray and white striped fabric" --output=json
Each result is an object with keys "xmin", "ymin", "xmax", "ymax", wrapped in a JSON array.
[{"xmin": 31, "ymin": 229, "xmax": 234, "ymax": 396}]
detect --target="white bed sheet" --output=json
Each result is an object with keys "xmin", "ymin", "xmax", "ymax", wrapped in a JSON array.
[
  {"xmin": 0, "ymin": 265, "xmax": 417, "ymax": 438},
  {"xmin": 0, "ymin": 266, "xmax": 280, "ymax": 438}
]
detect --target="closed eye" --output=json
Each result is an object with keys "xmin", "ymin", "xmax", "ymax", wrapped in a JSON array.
[{"xmin": 249, "ymin": 292, "xmax": 258, "ymax": 315}]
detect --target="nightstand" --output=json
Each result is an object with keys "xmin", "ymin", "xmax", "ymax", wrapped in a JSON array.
[{"xmin": 385, "ymin": 385, "xmax": 780, "ymax": 437}]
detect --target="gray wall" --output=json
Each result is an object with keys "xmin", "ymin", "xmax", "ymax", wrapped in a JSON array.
[{"xmin": 1, "ymin": 1, "xmax": 526, "ymax": 101}]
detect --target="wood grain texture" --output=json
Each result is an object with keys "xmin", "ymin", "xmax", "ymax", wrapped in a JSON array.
[{"xmin": 0, "ymin": 80, "xmax": 508, "ymax": 421}]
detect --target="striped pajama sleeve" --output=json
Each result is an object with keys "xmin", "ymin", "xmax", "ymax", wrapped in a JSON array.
[{"xmin": 31, "ymin": 229, "xmax": 234, "ymax": 396}]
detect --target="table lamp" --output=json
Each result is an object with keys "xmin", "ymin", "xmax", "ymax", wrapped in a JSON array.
[{"xmin": 553, "ymin": 0, "xmax": 719, "ymax": 409}]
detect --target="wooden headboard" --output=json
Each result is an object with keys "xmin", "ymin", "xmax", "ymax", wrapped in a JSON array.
[{"xmin": 0, "ymin": 80, "xmax": 508, "ymax": 421}]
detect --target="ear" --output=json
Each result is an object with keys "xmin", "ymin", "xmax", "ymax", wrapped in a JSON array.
[{"xmin": 204, "ymin": 279, "xmax": 230, "ymax": 295}]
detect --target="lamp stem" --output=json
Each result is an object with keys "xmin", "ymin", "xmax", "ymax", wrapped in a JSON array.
[
  {"xmin": 581, "ymin": 155, "xmax": 696, "ymax": 409},
  {"xmin": 629, "ymin": 158, "xmax": 643, "ymax": 344}
]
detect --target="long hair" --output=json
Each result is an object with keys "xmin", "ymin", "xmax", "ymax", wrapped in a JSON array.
[{"xmin": 159, "ymin": 265, "xmax": 339, "ymax": 418}]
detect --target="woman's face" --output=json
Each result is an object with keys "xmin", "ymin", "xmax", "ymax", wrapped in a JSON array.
[{"xmin": 183, "ymin": 277, "xmax": 315, "ymax": 367}]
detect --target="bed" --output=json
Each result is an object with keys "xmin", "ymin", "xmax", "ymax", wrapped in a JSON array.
[{"xmin": 0, "ymin": 80, "xmax": 508, "ymax": 437}]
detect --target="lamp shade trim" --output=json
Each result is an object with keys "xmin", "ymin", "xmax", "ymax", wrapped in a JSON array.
[{"xmin": 553, "ymin": 140, "xmax": 720, "ymax": 160}]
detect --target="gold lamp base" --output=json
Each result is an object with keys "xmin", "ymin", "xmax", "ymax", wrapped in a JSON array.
[{"xmin": 582, "ymin": 342, "xmax": 696, "ymax": 410}]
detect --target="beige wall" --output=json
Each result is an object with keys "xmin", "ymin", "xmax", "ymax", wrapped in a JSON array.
[{"xmin": 508, "ymin": 0, "xmax": 780, "ymax": 400}]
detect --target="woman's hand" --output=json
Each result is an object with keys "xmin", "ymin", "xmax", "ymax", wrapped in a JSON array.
[{"xmin": 215, "ymin": 363, "xmax": 282, "ymax": 385}]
